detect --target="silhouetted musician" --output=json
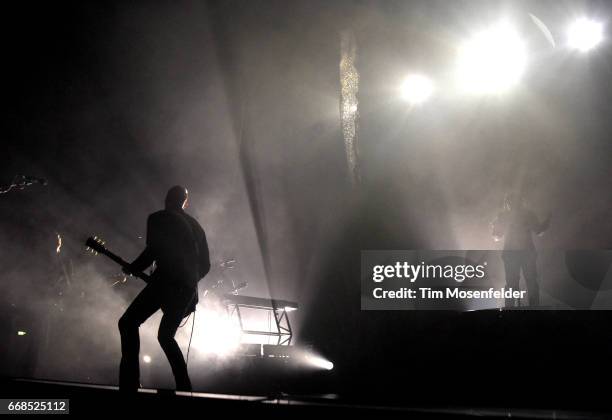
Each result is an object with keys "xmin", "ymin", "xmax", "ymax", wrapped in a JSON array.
[
  {"xmin": 118, "ymin": 185, "xmax": 210, "ymax": 392},
  {"xmin": 492, "ymin": 192, "xmax": 550, "ymax": 307}
]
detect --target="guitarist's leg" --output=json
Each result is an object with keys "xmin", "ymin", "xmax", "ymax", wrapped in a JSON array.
[
  {"xmin": 522, "ymin": 252, "xmax": 539, "ymax": 307},
  {"xmin": 118, "ymin": 284, "xmax": 162, "ymax": 392},
  {"xmin": 502, "ymin": 251, "xmax": 521, "ymax": 308},
  {"xmin": 158, "ymin": 294, "xmax": 193, "ymax": 391}
]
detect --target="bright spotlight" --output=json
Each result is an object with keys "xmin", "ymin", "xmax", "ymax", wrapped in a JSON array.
[
  {"xmin": 142, "ymin": 355, "xmax": 152, "ymax": 364},
  {"xmin": 304, "ymin": 354, "xmax": 334, "ymax": 370},
  {"xmin": 568, "ymin": 18, "xmax": 603, "ymax": 52},
  {"xmin": 17, "ymin": 330, "xmax": 26, "ymax": 336},
  {"xmin": 456, "ymin": 23, "xmax": 527, "ymax": 94},
  {"xmin": 400, "ymin": 74, "xmax": 434, "ymax": 105},
  {"xmin": 192, "ymin": 305, "xmax": 241, "ymax": 357}
]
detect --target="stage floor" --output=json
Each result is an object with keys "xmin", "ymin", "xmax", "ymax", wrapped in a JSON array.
[{"xmin": 0, "ymin": 377, "xmax": 608, "ymax": 419}]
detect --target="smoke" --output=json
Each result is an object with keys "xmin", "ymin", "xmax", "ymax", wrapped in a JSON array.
[{"xmin": 3, "ymin": 0, "xmax": 612, "ymax": 390}]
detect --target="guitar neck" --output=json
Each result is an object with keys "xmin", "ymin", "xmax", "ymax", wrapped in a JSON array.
[{"xmin": 101, "ymin": 249, "xmax": 151, "ymax": 282}]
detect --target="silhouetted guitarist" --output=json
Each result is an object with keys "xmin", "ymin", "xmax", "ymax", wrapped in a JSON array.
[
  {"xmin": 118, "ymin": 185, "xmax": 210, "ymax": 392},
  {"xmin": 492, "ymin": 192, "xmax": 550, "ymax": 308}
]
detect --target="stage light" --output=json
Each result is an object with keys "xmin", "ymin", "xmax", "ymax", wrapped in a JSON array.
[
  {"xmin": 142, "ymin": 355, "xmax": 152, "ymax": 364},
  {"xmin": 193, "ymin": 305, "xmax": 241, "ymax": 357},
  {"xmin": 456, "ymin": 23, "xmax": 527, "ymax": 94},
  {"xmin": 17, "ymin": 330, "xmax": 26, "ymax": 336},
  {"xmin": 568, "ymin": 18, "xmax": 603, "ymax": 52},
  {"xmin": 400, "ymin": 74, "xmax": 434, "ymax": 105},
  {"xmin": 304, "ymin": 353, "xmax": 334, "ymax": 370}
]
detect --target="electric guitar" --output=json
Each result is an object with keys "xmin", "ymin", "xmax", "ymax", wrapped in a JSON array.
[
  {"xmin": 85, "ymin": 236, "xmax": 151, "ymax": 283},
  {"xmin": 85, "ymin": 236, "xmax": 248, "ymax": 294}
]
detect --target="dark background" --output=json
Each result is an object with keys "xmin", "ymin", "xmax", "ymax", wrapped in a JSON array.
[{"xmin": 2, "ymin": 0, "xmax": 612, "ymax": 409}]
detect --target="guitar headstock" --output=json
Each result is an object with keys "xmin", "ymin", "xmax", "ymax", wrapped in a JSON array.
[{"xmin": 85, "ymin": 236, "xmax": 107, "ymax": 255}]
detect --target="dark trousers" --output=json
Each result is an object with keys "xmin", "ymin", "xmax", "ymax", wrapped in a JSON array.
[
  {"xmin": 502, "ymin": 251, "xmax": 539, "ymax": 307},
  {"xmin": 118, "ymin": 283, "xmax": 195, "ymax": 392}
]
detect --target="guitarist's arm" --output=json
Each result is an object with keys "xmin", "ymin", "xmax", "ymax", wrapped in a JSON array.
[{"xmin": 129, "ymin": 247, "xmax": 155, "ymax": 274}]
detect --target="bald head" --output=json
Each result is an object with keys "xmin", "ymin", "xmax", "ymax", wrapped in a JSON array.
[{"xmin": 165, "ymin": 185, "xmax": 188, "ymax": 210}]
